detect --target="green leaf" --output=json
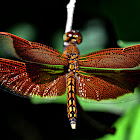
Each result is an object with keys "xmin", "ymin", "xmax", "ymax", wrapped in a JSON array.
[
  {"xmin": 97, "ymin": 105, "xmax": 140, "ymax": 140},
  {"xmin": 118, "ymin": 40, "xmax": 140, "ymax": 48},
  {"xmin": 30, "ymin": 92, "xmax": 67, "ymax": 104}
]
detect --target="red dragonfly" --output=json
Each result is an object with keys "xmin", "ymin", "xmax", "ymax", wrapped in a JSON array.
[{"xmin": 0, "ymin": 31, "xmax": 140, "ymax": 129}]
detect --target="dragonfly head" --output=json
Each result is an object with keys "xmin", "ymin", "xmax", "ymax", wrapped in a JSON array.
[{"xmin": 63, "ymin": 30, "xmax": 82, "ymax": 45}]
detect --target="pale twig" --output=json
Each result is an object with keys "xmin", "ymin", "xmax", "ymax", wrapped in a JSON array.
[{"xmin": 65, "ymin": 0, "xmax": 76, "ymax": 33}]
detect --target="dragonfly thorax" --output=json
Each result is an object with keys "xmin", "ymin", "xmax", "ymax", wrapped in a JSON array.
[
  {"xmin": 63, "ymin": 45, "xmax": 80, "ymax": 56},
  {"xmin": 66, "ymin": 50, "xmax": 79, "ymax": 73}
]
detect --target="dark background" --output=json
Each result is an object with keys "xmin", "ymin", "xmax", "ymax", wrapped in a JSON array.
[{"xmin": 0, "ymin": 0, "xmax": 140, "ymax": 139}]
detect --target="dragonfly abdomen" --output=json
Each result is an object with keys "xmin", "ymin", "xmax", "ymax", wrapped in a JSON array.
[
  {"xmin": 67, "ymin": 71, "xmax": 77, "ymax": 129},
  {"xmin": 65, "ymin": 44, "xmax": 79, "ymax": 129}
]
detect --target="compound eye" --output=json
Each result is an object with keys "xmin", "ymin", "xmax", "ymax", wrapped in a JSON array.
[
  {"xmin": 74, "ymin": 32, "xmax": 82, "ymax": 44},
  {"xmin": 63, "ymin": 31, "xmax": 74, "ymax": 42}
]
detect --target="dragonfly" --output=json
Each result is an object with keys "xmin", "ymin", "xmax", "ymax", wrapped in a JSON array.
[{"xmin": 0, "ymin": 30, "xmax": 140, "ymax": 129}]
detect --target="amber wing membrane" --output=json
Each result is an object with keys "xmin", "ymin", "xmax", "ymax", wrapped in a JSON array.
[
  {"xmin": 77, "ymin": 45, "xmax": 140, "ymax": 101},
  {"xmin": 76, "ymin": 69, "xmax": 140, "ymax": 101},
  {"xmin": 78, "ymin": 45, "xmax": 140, "ymax": 68},
  {"xmin": 0, "ymin": 58, "xmax": 66, "ymax": 98},
  {"xmin": 0, "ymin": 32, "xmax": 68, "ymax": 66}
]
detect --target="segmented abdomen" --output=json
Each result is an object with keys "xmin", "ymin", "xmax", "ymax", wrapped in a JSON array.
[{"xmin": 66, "ymin": 71, "xmax": 77, "ymax": 128}]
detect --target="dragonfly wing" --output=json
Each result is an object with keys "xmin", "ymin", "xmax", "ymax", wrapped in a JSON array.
[
  {"xmin": 0, "ymin": 32, "xmax": 68, "ymax": 66},
  {"xmin": 79, "ymin": 45, "xmax": 140, "ymax": 68},
  {"xmin": 76, "ymin": 69, "xmax": 140, "ymax": 102},
  {"xmin": 0, "ymin": 58, "xmax": 66, "ymax": 98}
]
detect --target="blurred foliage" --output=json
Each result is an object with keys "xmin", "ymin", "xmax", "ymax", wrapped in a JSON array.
[
  {"xmin": 8, "ymin": 22, "xmax": 37, "ymax": 41},
  {"xmin": 98, "ymin": 105, "xmax": 140, "ymax": 140},
  {"xmin": 118, "ymin": 40, "xmax": 140, "ymax": 48}
]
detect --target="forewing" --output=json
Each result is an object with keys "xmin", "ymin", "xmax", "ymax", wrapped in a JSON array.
[
  {"xmin": 0, "ymin": 58, "xmax": 66, "ymax": 98},
  {"xmin": 0, "ymin": 32, "xmax": 68, "ymax": 66},
  {"xmin": 78, "ymin": 45, "xmax": 140, "ymax": 68},
  {"xmin": 76, "ymin": 69, "xmax": 140, "ymax": 102}
]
